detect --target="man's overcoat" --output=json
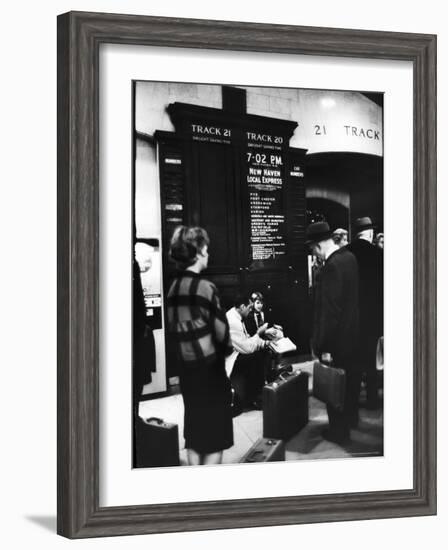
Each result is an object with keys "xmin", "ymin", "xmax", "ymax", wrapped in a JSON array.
[{"xmin": 312, "ymin": 247, "xmax": 359, "ymax": 365}]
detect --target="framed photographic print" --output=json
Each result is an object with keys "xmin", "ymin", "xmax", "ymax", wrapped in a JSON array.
[{"xmin": 57, "ymin": 11, "xmax": 437, "ymax": 538}]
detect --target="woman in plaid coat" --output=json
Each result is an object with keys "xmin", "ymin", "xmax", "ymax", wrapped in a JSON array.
[{"xmin": 167, "ymin": 226, "xmax": 233, "ymax": 465}]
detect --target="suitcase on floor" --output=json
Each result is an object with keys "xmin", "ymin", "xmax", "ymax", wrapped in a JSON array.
[
  {"xmin": 240, "ymin": 437, "xmax": 285, "ymax": 463},
  {"xmin": 312, "ymin": 360, "xmax": 346, "ymax": 412},
  {"xmin": 262, "ymin": 370, "xmax": 309, "ymax": 440},
  {"xmin": 134, "ymin": 416, "xmax": 180, "ymax": 468}
]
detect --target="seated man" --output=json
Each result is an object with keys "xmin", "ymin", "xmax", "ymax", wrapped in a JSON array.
[{"xmin": 226, "ymin": 295, "xmax": 271, "ymax": 411}]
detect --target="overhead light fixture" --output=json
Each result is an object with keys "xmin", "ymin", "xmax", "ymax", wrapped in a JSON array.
[{"xmin": 321, "ymin": 97, "xmax": 336, "ymax": 109}]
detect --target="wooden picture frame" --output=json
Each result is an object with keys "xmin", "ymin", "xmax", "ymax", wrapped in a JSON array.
[{"xmin": 57, "ymin": 11, "xmax": 437, "ymax": 538}]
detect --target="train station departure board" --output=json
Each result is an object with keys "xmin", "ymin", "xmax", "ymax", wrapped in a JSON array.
[{"xmin": 245, "ymin": 134, "xmax": 287, "ymax": 262}]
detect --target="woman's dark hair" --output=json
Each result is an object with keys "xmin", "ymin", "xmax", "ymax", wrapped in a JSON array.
[
  {"xmin": 250, "ymin": 291, "xmax": 264, "ymax": 303},
  {"xmin": 169, "ymin": 226, "xmax": 210, "ymax": 270}
]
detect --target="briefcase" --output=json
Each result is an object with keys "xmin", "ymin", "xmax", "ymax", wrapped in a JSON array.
[
  {"xmin": 312, "ymin": 360, "xmax": 346, "ymax": 411},
  {"xmin": 134, "ymin": 416, "xmax": 180, "ymax": 468},
  {"xmin": 240, "ymin": 437, "xmax": 285, "ymax": 463},
  {"xmin": 262, "ymin": 370, "xmax": 309, "ymax": 440}
]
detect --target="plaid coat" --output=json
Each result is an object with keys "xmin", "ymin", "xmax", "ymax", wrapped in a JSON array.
[{"xmin": 166, "ymin": 271, "xmax": 232, "ymax": 368}]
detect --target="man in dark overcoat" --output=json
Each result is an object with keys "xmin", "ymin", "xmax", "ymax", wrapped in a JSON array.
[
  {"xmin": 347, "ymin": 217, "xmax": 384, "ymax": 409},
  {"xmin": 307, "ymin": 221, "xmax": 360, "ymax": 443}
]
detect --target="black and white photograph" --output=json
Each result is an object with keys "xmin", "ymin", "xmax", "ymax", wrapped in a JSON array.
[
  {"xmin": 132, "ymin": 81, "xmax": 384, "ymax": 468},
  {"xmin": 1, "ymin": 0, "xmax": 442, "ymax": 545}
]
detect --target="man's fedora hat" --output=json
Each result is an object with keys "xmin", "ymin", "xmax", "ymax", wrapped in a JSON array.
[
  {"xmin": 354, "ymin": 216, "xmax": 374, "ymax": 231},
  {"xmin": 305, "ymin": 221, "xmax": 332, "ymax": 245}
]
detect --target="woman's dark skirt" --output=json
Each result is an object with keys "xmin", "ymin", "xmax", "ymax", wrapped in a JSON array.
[{"xmin": 180, "ymin": 356, "xmax": 233, "ymax": 454}]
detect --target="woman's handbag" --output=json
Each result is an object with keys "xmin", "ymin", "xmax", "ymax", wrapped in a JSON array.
[{"xmin": 312, "ymin": 360, "xmax": 346, "ymax": 411}]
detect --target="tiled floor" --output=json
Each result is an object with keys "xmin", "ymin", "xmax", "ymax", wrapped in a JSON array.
[{"xmin": 139, "ymin": 360, "xmax": 383, "ymax": 466}]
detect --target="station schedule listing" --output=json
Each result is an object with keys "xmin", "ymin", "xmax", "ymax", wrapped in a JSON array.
[{"xmin": 245, "ymin": 138, "xmax": 287, "ymax": 262}]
